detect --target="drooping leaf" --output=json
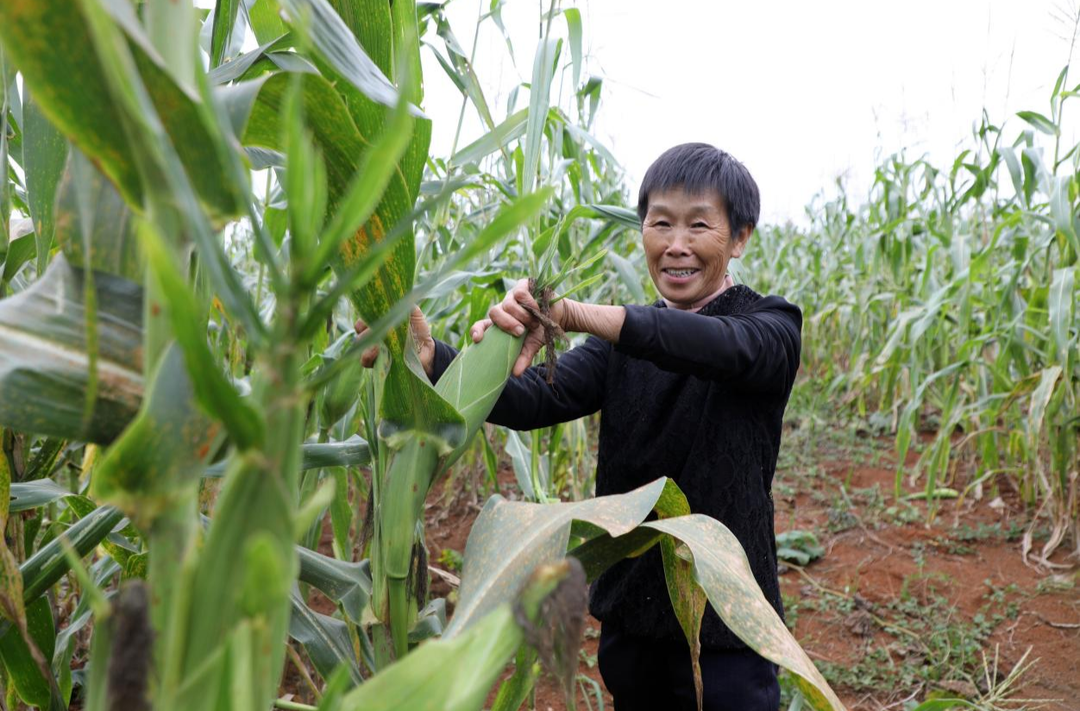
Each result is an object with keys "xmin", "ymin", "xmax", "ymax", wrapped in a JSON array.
[
  {"xmin": 448, "ymin": 480, "xmax": 847, "ymax": 711},
  {"xmin": 645, "ymin": 516, "xmax": 846, "ymax": 711},
  {"xmin": 445, "ymin": 477, "xmax": 678, "ymax": 636},
  {"xmin": 0, "ymin": 255, "xmax": 142, "ymax": 443},
  {"xmin": 288, "ymin": 591, "xmax": 364, "ymax": 687},
  {"xmin": 279, "ymin": 0, "xmax": 400, "ymax": 108},
  {"xmin": 297, "ymin": 547, "xmax": 370, "ymax": 626}
]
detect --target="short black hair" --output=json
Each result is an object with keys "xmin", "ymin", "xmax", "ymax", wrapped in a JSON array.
[{"xmin": 637, "ymin": 143, "xmax": 760, "ymax": 236}]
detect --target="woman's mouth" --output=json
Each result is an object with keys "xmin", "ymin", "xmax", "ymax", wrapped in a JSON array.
[{"xmin": 662, "ymin": 267, "xmax": 699, "ymax": 282}]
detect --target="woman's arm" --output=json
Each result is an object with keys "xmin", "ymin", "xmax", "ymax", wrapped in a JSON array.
[{"xmin": 611, "ymin": 296, "xmax": 802, "ymax": 393}]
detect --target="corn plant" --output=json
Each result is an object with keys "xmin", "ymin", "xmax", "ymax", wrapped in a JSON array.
[
  {"xmin": 0, "ymin": 1, "xmax": 848, "ymax": 710},
  {"xmin": 752, "ymin": 83, "xmax": 1079, "ymax": 561}
]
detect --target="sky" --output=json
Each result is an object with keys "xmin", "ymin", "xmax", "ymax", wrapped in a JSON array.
[{"xmin": 420, "ymin": 0, "xmax": 1080, "ymax": 225}]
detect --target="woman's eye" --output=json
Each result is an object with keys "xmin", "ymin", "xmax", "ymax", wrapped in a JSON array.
[
  {"xmin": 692, "ymin": 222, "xmax": 708, "ymax": 229},
  {"xmin": 654, "ymin": 221, "xmax": 670, "ymax": 228}
]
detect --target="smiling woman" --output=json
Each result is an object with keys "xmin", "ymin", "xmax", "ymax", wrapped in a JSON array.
[{"xmin": 386, "ymin": 142, "xmax": 804, "ymax": 711}]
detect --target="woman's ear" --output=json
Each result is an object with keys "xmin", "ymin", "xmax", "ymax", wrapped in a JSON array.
[{"xmin": 731, "ymin": 225, "xmax": 753, "ymax": 259}]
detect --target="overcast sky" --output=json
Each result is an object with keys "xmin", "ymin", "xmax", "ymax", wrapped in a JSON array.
[{"xmin": 420, "ymin": 0, "xmax": 1080, "ymax": 225}]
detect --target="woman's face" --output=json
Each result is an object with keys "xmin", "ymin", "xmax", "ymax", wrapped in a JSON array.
[{"xmin": 641, "ymin": 187, "xmax": 750, "ymax": 309}]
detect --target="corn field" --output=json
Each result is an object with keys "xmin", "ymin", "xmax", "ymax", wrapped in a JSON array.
[{"xmin": 0, "ymin": 0, "xmax": 1075, "ymax": 710}]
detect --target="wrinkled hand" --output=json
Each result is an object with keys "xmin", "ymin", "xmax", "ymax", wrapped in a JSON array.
[
  {"xmin": 469, "ymin": 278, "xmax": 572, "ymax": 377},
  {"xmin": 354, "ymin": 307, "xmax": 436, "ymax": 378}
]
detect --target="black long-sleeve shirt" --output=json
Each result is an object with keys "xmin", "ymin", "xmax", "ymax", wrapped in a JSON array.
[{"xmin": 431, "ymin": 284, "xmax": 802, "ymax": 649}]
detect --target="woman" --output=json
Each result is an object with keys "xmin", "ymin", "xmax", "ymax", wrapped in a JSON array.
[{"xmin": 359, "ymin": 143, "xmax": 801, "ymax": 710}]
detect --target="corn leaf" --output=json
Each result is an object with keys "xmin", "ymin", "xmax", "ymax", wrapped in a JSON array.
[
  {"xmin": 0, "ymin": 0, "xmax": 241, "ymax": 222},
  {"xmin": 448, "ymin": 479, "xmax": 848, "ymax": 711},
  {"xmin": 204, "ymin": 437, "xmax": 372, "ymax": 477},
  {"xmin": 280, "ymin": 0, "xmax": 399, "ymax": 109},
  {"xmin": 445, "ymin": 477, "xmax": 679, "ymax": 636},
  {"xmin": 339, "ymin": 605, "xmax": 521, "ymax": 711},
  {"xmin": 53, "ymin": 151, "xmax": 142, "ymax": 281},
  {"xmin": 297, "ymin": 548, "xmax": 371, "ymax": 626},
  {"xmin": 91, "ymin": 345, "xmax": 219, "ymax": 521},
  {"xmin": 0, "ymin": 255, "xmax": 142, "ymax": 444},
  {"xmin": 521, "ymin": 38, "xmax": 561, "ymax": 195},
  {"xmin": 0, "ymin": 597, "xmax": 60, "ymax": 710},
  {"xmin": 9, "ymin": 480, "xmax": 77, "ymax": 514},
  {"xmin": 288, "ymin": 591, "xmax": 365, "ymax": 687},
  {"xmin": 646, "ymin": 516, "xmax": 847, "ymax": 711},
  {"xmin": 142, "ymin": 222, "xmax": 265, "ymax": 450},
  {"xmin": 210, "ymin": 0, "xmax": 243, "ymax": 69},
  {"xmin": 19, "ymin": 505, "xmax": 125, "ymax": 605},
  {"xmin": 21, "ymin": 89, "xmax": 68, "ymax": 274}
]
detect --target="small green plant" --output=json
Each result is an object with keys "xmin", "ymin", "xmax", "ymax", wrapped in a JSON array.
[
  {"xmin": 438, "ymin": 547, "xmax": 464, "ymax": 573},
  {"xmin": 777, "ymin": 530, "xmax": 826, "ymax": 567}
]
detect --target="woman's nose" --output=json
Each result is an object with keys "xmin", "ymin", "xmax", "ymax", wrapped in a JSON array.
[{"xmin": 664, "ymin": 230, "xmax": 692, "ymax": 255}]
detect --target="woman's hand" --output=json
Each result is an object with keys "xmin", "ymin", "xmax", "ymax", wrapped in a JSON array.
[
  {"xmin": 469, "ymin": 278, "xmax": 572, "ymax": 377},
  {"xmin": 354, "ymin": 307, "xmax": 436, "ymax": 378}
]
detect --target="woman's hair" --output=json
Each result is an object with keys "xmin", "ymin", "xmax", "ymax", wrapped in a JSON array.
[{"xmin": 636, "ymin": 143, "xmax": 760, "ymax": 236}]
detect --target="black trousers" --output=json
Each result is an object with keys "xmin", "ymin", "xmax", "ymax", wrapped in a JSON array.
[{"xmin": 598, "ymin": 627, "xmax": 780, "ymax": 711}]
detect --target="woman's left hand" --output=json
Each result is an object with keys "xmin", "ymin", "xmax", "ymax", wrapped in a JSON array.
[{"xmin": 469, "ymin": 278, "xmax": 572, "ymax": 377}]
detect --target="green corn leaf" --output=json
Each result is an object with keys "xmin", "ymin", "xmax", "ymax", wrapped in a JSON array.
[
  {"xmin": 344, "ymin": 607, "xmax": 522, "ymax": 711},
  {"xmin": 280, "ymin": 0, "xmax": 400, "ymax": 108},
  {"xmin": 1, "ymin": 231, "xmax": 36, "ymax": 282},
  {"xmin": 1016, "ymin": 110, "xmax": 1057, "ymax": 136},
  {"xmin": 205, "ymin": 437, "xmax": 372, "ymax": 477},
  {"xmin": 1049, "ymin": 267, "xmax": 1075, "ymax": 370},
  {"xmin": 9, "ymin": 480, "xmax": 76, "ymax": 514},
  {"xmin": 19, "ymin": 505, "xmax": 125, "ymax": 606},
  {"xmin": 0, "ymin": 0, "xmax": 242, "ymax": 222},
  {"xmin": 248, "ymin": 0, "xmax": 288, "ymax": 45},
  {"xmin": 646, "ymin": 516, "xmax": 846, "ymax": 711},
  {"xmin": 53, "ymin": 151, "xmax": 142, "ymax": 281},
  {"xmin": 91, "ymin": 344, "xmax": 220, "ymax": 522},
  {"xmin": 340, "ymin": 560, "xmax": 583, "ymax": 711},
  {"xmin": 210, "ymin": 0, "xmax": 243, "ymax": 68},
  {"xmin": 563, "ymin": 8, "xmax": 582, "ymax": 89},
  {"xmin": 451, "ymin": 108, "xmax": 528, "ymax": 167},
  {"xmin": 0, "ymin": 597, "xmax": 61, "ymax": 710},
  {"xmin": 142, "ymin": 220, "xmax": 265, "ymax": 451},
  {"xmin": 0, "ymin": 255, "xmax": 142, "ymax": 444},
  {"xmin": 522, "ymin": 38, "xmax": 561, "ymax": 195},
  {"xmin": 297, "ymin": 548, "xmax": 371, "ymax": 626},
  {"xmin": 289, "ymin": 591, "xmax": 365, "ymax": 687},
  {"xmin": 1027, "ymin": 366, "xmax": 1063, "ymax": 450},
  {"xmin": 21, "ymin": 89, "xmax": 68, "ymax": 274},
  {"xmin": 307, "ymin": 70, "xmax": 415, "ymax": 284}
]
